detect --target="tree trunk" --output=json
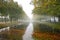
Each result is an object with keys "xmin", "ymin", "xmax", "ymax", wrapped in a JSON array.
[
  {"xmin": 10, "ymin": 18, "xmax": 13, "ymax": 23},
  {"xmin": 53, "ymin": 16, "xmax": 56, "ymax": 23},
  {"xmin": 5, "ymin": 16, "xmax": 6, "ymax": 23},
  {"xmin": 58, "ymin": 16, "xmax": 60, "ymax": 22},
  {"xmin": 1, "ymin": 16, "xmax": 3, "ymax": 22}
]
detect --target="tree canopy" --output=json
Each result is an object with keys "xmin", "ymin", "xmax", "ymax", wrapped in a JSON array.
[
  {"xmin": 33, "ymin": 0, "xmax": 60, "ymax": 16},
  {"xmin": 0, "ymin": 0, "xmax": 27, "ymax": 21}
]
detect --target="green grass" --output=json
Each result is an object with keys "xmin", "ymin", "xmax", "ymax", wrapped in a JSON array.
[
  {"xmin": 43, "ymin": 22, "xmax": 60, "ymax": 29},
  {"xmin": 0, "ymin": 21, "xmax": 18, "ymax": 28}
]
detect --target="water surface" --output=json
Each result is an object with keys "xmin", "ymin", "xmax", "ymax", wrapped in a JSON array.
[{"xmin": 23, "ymin": 23, "xmax": 34, "ymax": 40}]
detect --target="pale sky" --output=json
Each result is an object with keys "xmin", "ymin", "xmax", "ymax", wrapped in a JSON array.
[{"xmin": 14, "ymin": 0, "xmax": 34, "ymax": 19}]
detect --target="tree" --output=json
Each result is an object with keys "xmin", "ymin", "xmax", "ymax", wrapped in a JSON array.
[
  {"xmin": 33, "ymin": 0, "xmax": 60, "ymax": 22},
  {"xmin": 0, "ymin": 0, "xmax": 29, "ymax": 23}
]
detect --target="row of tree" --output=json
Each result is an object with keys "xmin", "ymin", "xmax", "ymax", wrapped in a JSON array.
[
  {"xmin": 32, "ymin": 0, "xmax": 60, "ymax": 22},
  {"xmin": 0, "ymin": 0, "xmax": 26, "ymax": 22}
]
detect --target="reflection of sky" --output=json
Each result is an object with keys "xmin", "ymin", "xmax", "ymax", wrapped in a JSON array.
[
  {"xmin": 14, "ymin": 0, "xmax": 34, "ymax": 19},
  {"xmin": 23, "ymin": 23, "xmax": 34, "ymax": 40}
]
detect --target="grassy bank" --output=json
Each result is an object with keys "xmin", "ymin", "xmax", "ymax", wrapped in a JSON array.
[
  {"xmin": 0, "ymin": 21, "xmax": 18, "ymax": 28},
  {"xmin": 43, "ymin": 22, "xmax": 60, "ymax": 29}
]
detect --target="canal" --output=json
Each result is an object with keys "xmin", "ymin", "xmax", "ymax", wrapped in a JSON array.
[{"xmin": 0, "ymin": 21, "xmax": 60, "ymax": 40}]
